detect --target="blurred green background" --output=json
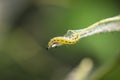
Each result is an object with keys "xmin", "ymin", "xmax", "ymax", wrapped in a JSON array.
[{"xmin": 0, "ymin": 0, "xmax": 120, "ymax": 80}]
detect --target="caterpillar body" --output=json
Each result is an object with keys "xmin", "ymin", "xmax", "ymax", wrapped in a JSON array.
[{"xmin": 47, "ymin": 30, "xmax": 80, "ymax": 49}]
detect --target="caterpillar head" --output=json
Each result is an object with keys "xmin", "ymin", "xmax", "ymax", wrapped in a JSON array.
[{"xmin": 47, "ymin": 37, "xmax": 63, "ymax": 49}]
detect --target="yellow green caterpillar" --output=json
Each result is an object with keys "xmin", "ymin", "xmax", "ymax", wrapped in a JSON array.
[{"xmin": 47, "ymin": 30, "xmax": 80, "ymax": 49}]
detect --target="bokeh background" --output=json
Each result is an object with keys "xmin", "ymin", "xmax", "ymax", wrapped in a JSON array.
[{"xmin": 0, "ymin": 0, "xmax": 120, "ymax": 80}]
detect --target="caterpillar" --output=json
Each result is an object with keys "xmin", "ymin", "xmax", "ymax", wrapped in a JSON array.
[{"xmin": 47, "ymin": 30, "xmax": 80, "ymax": 49}]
